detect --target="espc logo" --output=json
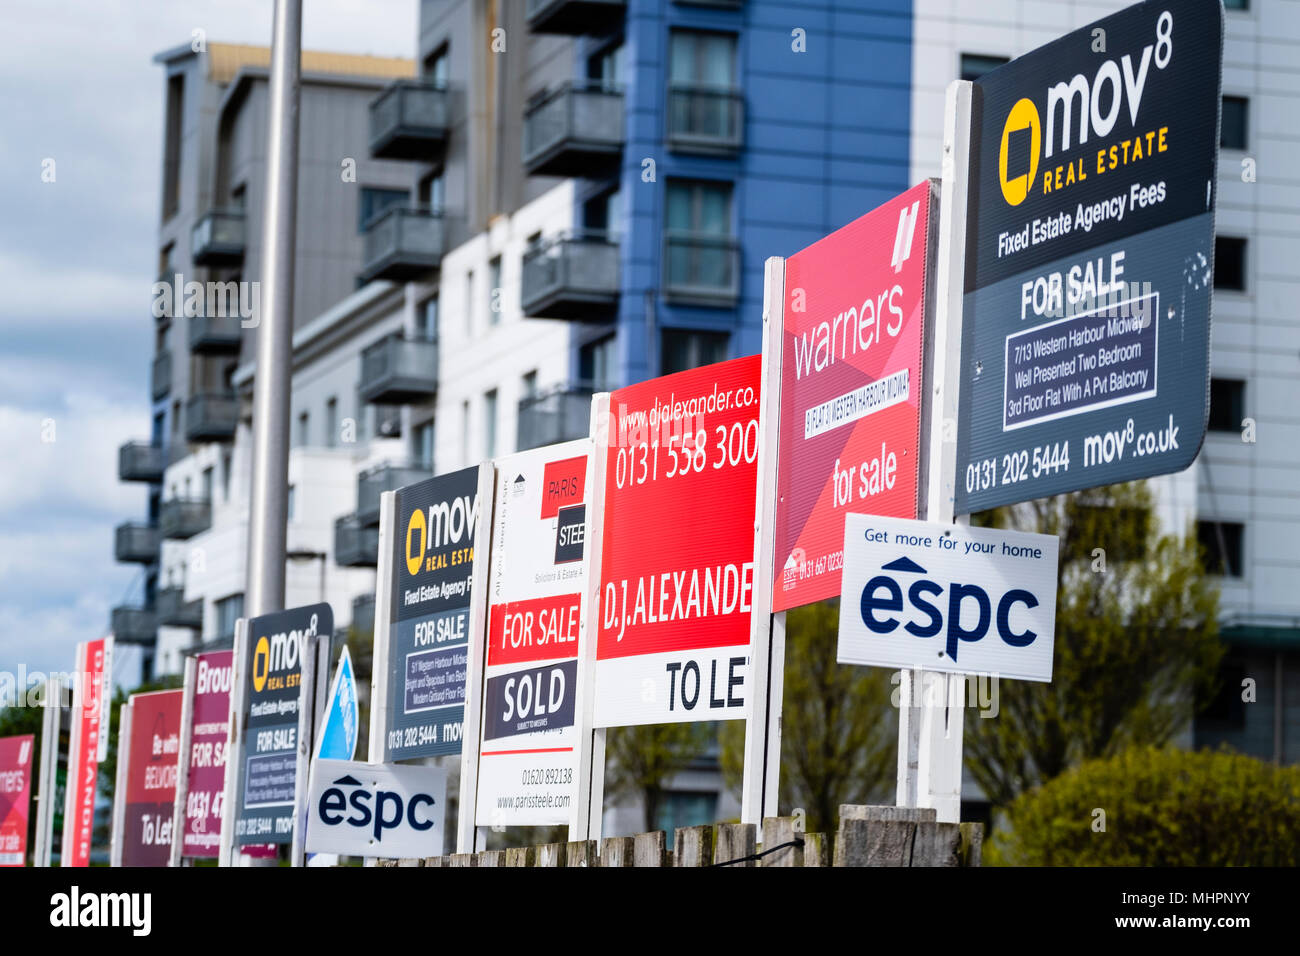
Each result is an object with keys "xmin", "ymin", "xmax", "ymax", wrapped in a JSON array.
[
  {"xmin": 316, "ymin": 773, "xmax": 438, "ymax": 843},
  {"xmin": 858, "ymin": 555, "xmax": 1040, "ymax": 663}
]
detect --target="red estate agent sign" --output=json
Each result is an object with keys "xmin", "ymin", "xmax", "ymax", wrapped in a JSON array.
[
  {"xmin": 63, "ymin": 636, "xmax": 112, "ymax": 868},
  {"xmin": 773, "ymin": 181, "xmax": 934, "ymax": 611},
  {"xmin": 596, "ymin": 354, "xmax": 761, "ymax": 727},
  {"xmin": 0, "ymin": 734, "xmax": 35, "ymax": 866},
  {"xmin": 182, "ymin": 651, "xmax": 232, "ymax": 858},
  {"xmin": 121, "ymin": 689, "xmax": 183, "ymax": 867}
]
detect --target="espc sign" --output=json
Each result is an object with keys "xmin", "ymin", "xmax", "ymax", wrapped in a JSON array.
[
  {"xmin": 837, "ymin": 515, "xmax": 1059, "ymax": 682},
  {"xmin": 306, "ymin": 759, "xmax": 447, "ymax": 859}
]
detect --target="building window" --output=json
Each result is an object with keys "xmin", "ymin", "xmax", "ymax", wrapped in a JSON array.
[
  {"xmin": 297, "ymin": 411, "xmax": 310, "ymax": 448},
  {"xmin": 587, "ymin": 41, "xmax": 625, "ymax": 89},
  {"xmin": 162, "ymin": 73, "xmax": 184, "ymax": 220},
  {"xmin": 579, "ymin": 335, "xmax": 617, "ymax": 390},
  {"xmin": 1221, "ymin": 96, "xmax": 1248, "ymax": 149},
  {"xmin": 413, "ymin": 420, "xmax": 435, "ymax": 469},
  {"xmin": 215, "ymin": 593, "xmax": 244, "ymax": 642},
  {"xmin": 418, "ymin": 295, "xmax": 439, "ymax": 340},
  {"xmin": 1208, "ymin": 379, "xmax": 1245, "ymax": 433},
  {"xmin": 465, "ymin": 269, "xmax": 475, "ymax": 336},
  {"xmin": 221, "ymin": 450, "xmax": 232, "ymax": 501},
  {"xmin": 152, "ymin": 412, "xmax": 166, "ymax": 446},
  {"xmin": 484, "ymin": 389, "xmax": 498, "ymax": 458},
  {"xmin": 667, "ymin": 31, "xmax": 740, "ymax": 149},
  {"xmin": 655, "ymin": 792, "xmax": 719, "ymax": 848},
  {"xmin": 359, "ymin": 187, "xmax": 407, "ymax": 232},
  {"xmin": 287, "ymin": 484, "xmax": 296, "ymax": 521},
  {"xmin": 1197, "ymin": 521, "xmax": 1244, "ymax": 578},
  {"xmin": 418, "ymin": 170, "xmax": 445, "ymax": 213},
  {"xmin": 960, "ymin": 53, "xmax": 1009, "ymax": 81},
  {"xmin": 584, "ymin": 188, "xmax": 622, "ymax": 240},
  {"xmin": 172, "ymin": 399, "xmax": 182, "ymax": 437},
  {"xmin": 661, "ymin": 329, "xmax": 729, "ymax": 375},
  {"xmin": 665, "ymin": 180, "xmax": 736, "ymax": 298},
  {"xmin": 522, "ymin": 370, "xmax": 538, "ymax": 400},
  {"xmin": 1215, "ymin": 236, "xmax": 1246, "ymax": 291},
  {"xmin": 325, "ymin": 397, "xmax": 338, "ymax": 448},
  {"xmin": 423, "ymin": 44, "xmax": 449, "ymax": 88},
  {"xmin": 489, "ymin": 256, "xmax": 502, "ymax": 325},
  {"xmin": 461, "ymin": 400, "xmax": 470, "ymax": 464},
  {"xmin": 1198, "ymin": 655, "xmax": 1248, "ymax": 730},
  {"xmin": 1222, "ymin": 0, "xmax": 1248, "ymax": 9},
  {"xmin": 201, "ymin": 466, "xmax": 214, "ymax": 504}
]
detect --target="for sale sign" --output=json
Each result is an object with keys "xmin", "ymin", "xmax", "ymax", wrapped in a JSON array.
[
  {"xmin": 774, "ymin": 181, "xmax": 933, "ymax": 611},
  {"xmin": 0, "ymin": 735, "xmax": 34, "ymax": 866},
  {"xmin": 62, "ymin": 636, "xmax": 112, "ymax": 867},
  {"xmin": 385, "ymin": 468, "xmax": 482, "ymax": 760},
  {"xmin": 120, "ymin": 689, "xmax": 183, "ymax": 866},
  {"xmin": 476, "ymin": 441, "xmax": 591, "ymax": 827},
  {"xmin": 837, "ymin": 515, "xmax": 1059, "ymax": 681},
  {"xmin": 182, "ymin": 650, "xmax": 232, "ymax": 858},
  {"xmin": 956, "ymin": 0, "xmax": 1221, "ymax": 512},
  {"xmin": 596, "ymin": 355, "xmax": 761, "ymax": 727}
]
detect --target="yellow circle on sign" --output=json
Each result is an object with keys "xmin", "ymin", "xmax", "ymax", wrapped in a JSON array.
[
  {"xmin": 252, "ymin": 636, "xmax": 270, "ymax": 693},
  {"xmin": 999, "ymin": 97, "xmax": 1041, "ymax": 206},
  {"xmin": 405, "ymin": 507, "xmax": 426, "ymax": 577}
]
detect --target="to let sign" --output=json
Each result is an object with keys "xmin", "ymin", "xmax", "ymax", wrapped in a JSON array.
[{"xmin": 596, "ymin": 355, "xmax": 761, "ymax": 727}]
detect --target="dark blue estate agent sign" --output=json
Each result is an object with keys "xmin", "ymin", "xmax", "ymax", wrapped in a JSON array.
[{"xmin": 956, "ymin": 0, "xmax": 1222, "ymax": 513}]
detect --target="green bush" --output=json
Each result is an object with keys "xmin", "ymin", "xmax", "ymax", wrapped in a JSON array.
[{"xmin": 990, "ymin": 746, "xmax": 1300, "ymax": 866}]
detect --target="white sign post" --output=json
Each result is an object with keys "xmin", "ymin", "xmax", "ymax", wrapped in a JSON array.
[
  {"xmin": 108, "ymin": 701, "xmax": 132, "ymax": 868},
  {"xmin": 33, "ymin": 676, "xmax": 62, "ymax": 868},
  {"xmin": 217, "ymin": 619, "xmax": 248, "ymax": 867},
  {"xmin": 168, "ymin": 655, "xmax": 198, "ymax": 867}
]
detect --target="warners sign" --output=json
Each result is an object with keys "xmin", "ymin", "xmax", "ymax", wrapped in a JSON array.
[{"xmin": 998, "ymin": 10, "xmax": 1174, "ymax": 205}]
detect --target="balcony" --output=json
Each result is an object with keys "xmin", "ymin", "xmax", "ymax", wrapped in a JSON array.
[
  {"xmin": 111, "ymin": 606, "xmax": 158, "ymax": 646},
  {"xmin": 357, "ymin": 462, "xmax": 429, "ymax": 527},
  {"xmin": 188, "ymin": 313, "xmax": 243, "ymax": 354},
  {"xmin": 522, "ymin": 232, "xmax": 620, "ymax": 321},
  {"xmin": 526, "ymin": 0, "xmax": 625, "ymax": 34},
  {"xmin": 369, "ymin": 80, "xmax": 449, "ymax": 160},
  {"xmin": 518, "ymin": 384, "xmax": 594, "ymax": 451},
  {"xmin": 351, "ymin": 593, "xmax": 376, "ymax": 636},
  {"xmin": 360, "ymin": 206, "xmax": 445, "ymax": 283},
  {"xmin": 185, "ymin": 392, "xmax": 239, "ymax": 442},
  {"xmin": 667, "ymin": 86, "xmax": 744, "ymax": 155},
  {"xmin": 334, "ymin": 513, "xmax": 380, "ymax": 568},
  {"xmin": 156, "ymin": 587, "xmax": 202, "ymax": 629},
  {"xmin": 152, "ymin": 349, "xmax": 172, "ymax": 401},
  {"xmin": 118, "ymin": 441, "xmax": 165, "ymax": 483},
  {"xmin": 523, "ymin": 82, "xmax": 624, "ymax": 178},
  {"xmin": 359, "ymin": 333, "xmax": 438, "ymax": 406},
  {"xmin": 115, "ymin": 522, "xmax": 161, "ymax": 564},
  {"xmin": 190, "ymin": 209, "xmax": 246, "ymax": 266},
  {"xmin": 663, "ymin": 233, "xmax": 741, "ymax": 307},
  {"xmin": 160, "ymin": 498, "xmax": 212, "ymax": 540}
]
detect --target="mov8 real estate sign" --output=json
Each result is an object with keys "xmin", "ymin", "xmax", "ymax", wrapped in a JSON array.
[
  {"xmin": 956, "ymin": 0, "xmax": 1222, "ymax": 512},
  {"xmin": 774, "ymin": 181, "xmax": 932, "ymax": 611},
  {"xmin": 476, "ymin": 441, "xmax": 592, "ymax": 827},
  {"xmin": 596, "ymin": 355, "xmax": 761, "ymax": 727}
]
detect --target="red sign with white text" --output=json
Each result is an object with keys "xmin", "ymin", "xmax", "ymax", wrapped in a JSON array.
[
  {"xmin": 596, "ymin": 355, "xmax": 761, "ymax": 726},
  {"xmin": 121, "ymin": 689, "xmax": 183, "ymax": 867},
  {"xmin": 540, "ymin": 455, "xmax": 587, "ymax": 519},
  {"xmin": 64, "ymin": 637, "xmax": 111, "ymax": 868},
  {"xmin": 182, "ymin": 650, "xmax": 232, "ymax": 858},
  {"xmin": 773, "ymin": 181, "xmax": 933, "ymax": 611},
  {"xmin": 0, "ymin": 734, "xmax": 34, "ymax": 866}
]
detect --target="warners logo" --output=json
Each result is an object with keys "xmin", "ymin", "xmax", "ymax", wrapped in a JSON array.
[
  {"xmin": 317, "ymin": 773, "xmax": 437, "ymax": 843},
  {"xmin": 405, "ymin": 507, "xmax": 427, "ymax": 577},
  {"xmin": 999, "ymin": 98, "xmax": 1042, "ymax": 206},
  {"xmin": 859, "ymin": 555, "xmax": 1040, "ymax": 663},
  {"xmin": 995, "ymin": 10, "xmax": 1174, "ymax": 206}
]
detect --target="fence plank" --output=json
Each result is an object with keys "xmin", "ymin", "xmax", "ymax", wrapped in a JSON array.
[
  {"xmin": 600, "ymin": 836, "xmax": 635, "ymax": 867},
  {"xmin": 958, "ymin": 822, "xmax": 984, "ymax": 867},
  {"xmin": 504, "ymin": 846, "xmax": 536, "ymax": 867},
  {"xmin": 803, "ymin": 832, "xmax": 828, "ymax": 867},
  {"xmin": 714, "ymin": 823, "xmax": 756, "ymax": 867},
  {"xmin": 839, "ymin": 804, "xmax": 936, "ymax": 823},
  {"xmin": 448, "ymin": 853, "xmax": 477, "ymax": 867},
  {"xmin": 674, "ymin": 825, "xmax": 714, "ymax": 867},
  {"xmin": 422, "ymin": 856, "xmax": 447, "ymax": 868},
  {"xmin": 834, "ymin": 819, "xmax": 916, "ymax": 867},
  {"xmin": 633, "ymin": 830, "xmax": 667, "ymax": 867},
  {"xmin": 566, "ymin": 840, "xmax": 599, "ymax": 867},
  {"xmin": 760, "ymin": 817, "xmax": 804, "ymax": 868},
  {"xmin": 911, "ymin": 822, "xmax": 961, "ymax": 867},
  {"xmin": 537, "ymin": 843, "xmax": 567, "ymax": 867},
  {"xmin": 477, "ymin": 850, "xmax": 506, "ymax": 867}
]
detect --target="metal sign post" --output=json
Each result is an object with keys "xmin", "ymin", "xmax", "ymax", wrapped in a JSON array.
[{"xmin": 33, "ymin": 676, "xmax": 61, "ymax": 867}]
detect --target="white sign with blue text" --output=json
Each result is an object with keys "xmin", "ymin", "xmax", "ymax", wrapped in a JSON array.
[
  {"xmin": 305, "ymin": 759, "xmax": 447, "ymax": 859},
  {"xmin": 837, "ymin": 515, "xmax": 1059, "ymax": 682}
]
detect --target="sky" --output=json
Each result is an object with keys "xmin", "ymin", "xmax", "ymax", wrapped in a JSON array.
[{"xmin": 0, "ymin": 0, "xmax": 416, "ymax": 687}]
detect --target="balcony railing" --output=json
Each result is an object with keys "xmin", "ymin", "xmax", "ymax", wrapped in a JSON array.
[
  {"xmin": 185, "ymin": 392, "xmax": 239, "ymax": 442},
  {"xmin": 118, "ymin": 441, "xmax": 165, "ymax": 483},
  {"xmin": 152, "ymin": 349, "xmax": 172, "ymax": 401},
  {"xmin": 156, "ymin": 587, "xmax": 202, "ymax": 629},
  {"xmin": 351, "ymin": 593, "xmax": 376, "ymax": 636},
  {"xmin": 160, "ymin": 498, "xmax": 212, "ymax": 540},
  {"xmin": 357, "ymin": 462, "xmax": 429, "ymax": 527},
  {"xmin": 667, "ymin": 86, "xmax": 744, "ymax": 155},
  {"xmin": 334, "ymin": 513, "xmax": 380, "ymax": 568},
  {"xmin": 115, "ymin": 522, "xmax": 161, "ymax": 564},
  {"xmin": 369, "ymin": 80, "xmax": 449, "ymax": 160},
  {"xmin": 663, "ymin": 233, "xmax": 741, "ymax": 306},
  {"xmin": 360, "ymin": 206, "xmax": 445, "ymax": 283},
  {"xmin": 191, "ymin": 209, "xmax": 246, "ymax": 266},
  {"xmin": 526, "ymin": 0, "xmax": 626, "ymax": 34},
  {"xmin": 518, "ymin": 384, "xmax": 595, "ymax": 451},
  {"xmin": 188, "ymin": 313, "xmax": 244, "ymax": 354},
  {"xmin": 523, "ymin": 82, "xmax": 625, "ymax": 177},
  {"xmin": 359, "ymin": 333, "xmax": 439, "ymax": 405},
  {"xmin": 111, "ymin": 605, "xmax": 158, "ymax": 646},
  {"xmin": 521, "ymin": 232, "xmax": 620, "ymax": 320}
]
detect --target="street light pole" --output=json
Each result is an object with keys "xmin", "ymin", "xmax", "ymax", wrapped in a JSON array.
[{"xmin": 245, "ymin": 0, "xmax": 302, "ymax": 619}]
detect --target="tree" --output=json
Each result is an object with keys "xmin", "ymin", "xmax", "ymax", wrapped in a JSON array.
[
  {"xmin": 990, "ymin": 746, "xmax": 1300, "ymax": 866},
  {"xmin": 604, "ymin": 722, "xmax": 710, "ymax": 833},
  {"xmin": 966, "ymin": 480, "xmax": 1222, "ymax": 807},
  {"xmin": 720, "ymin": 599, "xmax": 897, "ymax": 834}
]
